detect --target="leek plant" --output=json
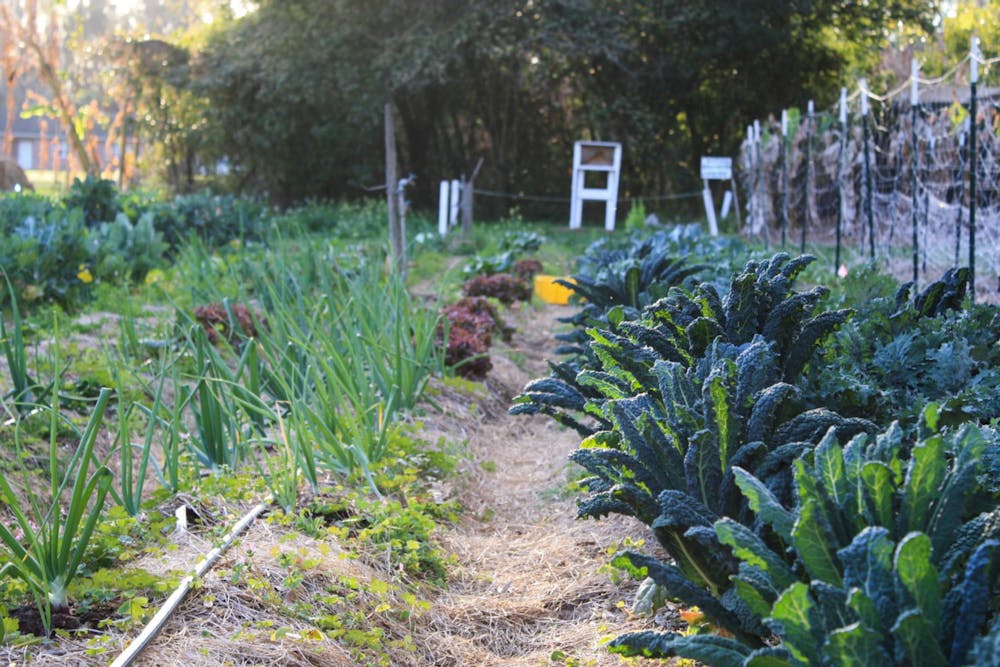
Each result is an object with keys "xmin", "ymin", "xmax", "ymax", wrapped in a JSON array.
[
  {"xmin": 250, "ymin": 411, "xmax": 301, "ymax": 514},
  {"xmin": 116, "ymin": 285, "xmax": 143, "ymax": 361},
  {"xmin": 0, "ymin": 387, "xmax": 114, "ymax": 634},
  {"xmin": 150, "ymin": 362, "xmax": 192, "ymax": 494},
  {"xmin": 189, "ymin": 330, "xmax": 246, "ymax": 471},
  {"xmin": 109, "ymin": 354, "xmax": 179, "ymax": 515},
  {"xmin": 0, "ymin": 274, "xmax": 40, "ymax": 415},
  {"xmin": 166, "ymin": 237, "xmax": 443, "ymax": 487}
]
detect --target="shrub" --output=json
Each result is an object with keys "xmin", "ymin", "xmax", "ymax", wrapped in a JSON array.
[{"xmin": 63, "ymin": 175, "xmax": 121, "ymax": 227}]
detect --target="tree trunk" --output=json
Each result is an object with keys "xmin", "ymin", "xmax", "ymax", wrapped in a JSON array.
[
  {"xmin": 385, "ymin": 103, "xmax": 405, "ymax": 276},
  {"xmin": 2, "ymin": 76, "xmax": 15, "ymax": 158},
  {"xmin": 33, "ymin": 54, "xmax": 94, "ymax": 176}
]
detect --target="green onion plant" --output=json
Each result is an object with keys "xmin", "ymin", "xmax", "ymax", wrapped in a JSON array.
[{"xmin": 0, "ymin": 386, "xmax": 113, "ymax": 634}]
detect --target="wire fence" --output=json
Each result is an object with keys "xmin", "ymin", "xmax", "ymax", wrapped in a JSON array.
[{"xmin": 740, "ymin": 45, "xmax": 1000, "ymax": 299}]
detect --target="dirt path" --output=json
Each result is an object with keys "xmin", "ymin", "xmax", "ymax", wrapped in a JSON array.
[{"xmin": 411, "ymin": 301, "xmax": 667, "ymax": 666}]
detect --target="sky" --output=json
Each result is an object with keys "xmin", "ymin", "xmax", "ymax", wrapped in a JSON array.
[{"xmin": 107, "ymin": 0, "xmax": 254, "ymax": 20}]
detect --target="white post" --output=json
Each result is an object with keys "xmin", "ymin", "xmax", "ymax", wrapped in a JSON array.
[
  {"xmin": 721, "ymin": 190, "xmax": 733, "ymax": 219},
  {"xmin": 781, "ymin": 109, "xmax": 788, "ymax": 138},
  {"xmin": 605, "ymin": 167, "xmax": 620, "ymax": 231},
  {"xmin": 752, "ymin": 120, "xmax": 762, "ymax": 236},
  {"xmin": 839, "ymin": 87, "xmax": 847, "ymax": 125},
  {"xmin": 569, "ymin": 142, "xmax": 583, "ymax": 229},
  {"xmin": 702, "ymin": 181, "xmax": 718, "ymax": 236},
  {"xmin": 746, "ymin": 124, "xmax": 754, "ymax": 235},
  {"xmin": 910, "ymin": 59, "xmax": 919, "ymax": 107},
  {"xmin": 971, "ymin": 36, "xmax": 980, "ymax": 84},
  {"xmin": 449, "ymin": 179, "xmax": 460, "ymax": 227},
  {"xmin": 859, "ymin": 78, "xmax": 869, "ymax": 116},
  {"xmin": 437, "ymin": 180, "xmax": 450, "ymax": 236}
]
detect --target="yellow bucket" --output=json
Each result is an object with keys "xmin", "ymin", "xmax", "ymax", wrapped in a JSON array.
[{"xmin": 533, "ymin": 275, "xmax": 577, "ymax": 305}]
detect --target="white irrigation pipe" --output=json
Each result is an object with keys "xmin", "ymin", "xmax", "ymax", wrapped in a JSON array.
[{"xmin": 108, "ymin": 497, "xmax": 273, "ymax": 667}]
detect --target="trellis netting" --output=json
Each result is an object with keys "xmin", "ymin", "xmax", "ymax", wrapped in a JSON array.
[{"xmin": 739, "ymin": 44, "xmax": 1000, "ymax": 299}]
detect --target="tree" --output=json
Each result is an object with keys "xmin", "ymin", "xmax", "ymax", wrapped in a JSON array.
[
  {"xmin": 1, "ymin": 35, "xmax": 25, "ymax": 159},
  {"xmin": 0, "ymin": 0, "xmax": 97, "ymax": 175},
  {"xmin": 193, "ymin": 0, "xmax": 938, "ymax": 209}
]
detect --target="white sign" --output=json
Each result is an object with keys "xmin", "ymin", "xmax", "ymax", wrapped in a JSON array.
[{"xmin": 700, "ymin": 156, "xmax": 732, "ymax": 180}]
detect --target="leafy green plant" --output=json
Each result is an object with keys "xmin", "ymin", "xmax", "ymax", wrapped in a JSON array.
[
  {"xmin": 804, "ymin": 267, "xmax": 1000, "ymax": 431},
  {"xmin": 460, "ymin": 230, "xmax": 545, "ymax": 278},
  {"xmin": 271, "ymin": 199, "xmax": 388, "ymax": 237},
  {"xmin": 609, "ymin": 417, "xmax": 1000, "ymax": 665},
  {"xmin": 0, "ymin": 388, "xmax": 114, "ymax": 634},
  {"xmin": 63, "ymin": 176, "xmax": 121, "ymax": 227},
  {"xmin": 571, "ymin": 225, "xmax": 745, "ymax": 293},
  {"xmin": 91, "ymin": 212, "xmax": 168, "ymax": 283},
  {"xmin": 513, "ymin": 254, "xmax": 853, "ymax": 435},
  {"xmin": 512, "ymin": 253, "xmax": 872, "ymax": 649},
  {"xmin": 1, "ymin": 207, "xmax": 94, "ymax": 307},
  {"xmin": 462, "ymin": 273, "xmax": 532, "ymax": 304},
  {"xmin": 624, "ymin": 199, "xmax": 647, "ymax": 231},
  {"xmin": 552, "ymin": 234, "xmax": 709, "ymax": 359},
  {"xmin": 147, "ymin": 191, "xmax": 270, "ymax": 252},
  {"xmin": 0, "ymin": 191, "xmax": 56, "ymax": 237}
]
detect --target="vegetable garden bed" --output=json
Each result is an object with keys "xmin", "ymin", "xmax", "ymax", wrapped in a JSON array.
[{"xmin": 1, "ymin": 183, "xmax": 998, "ymax": 665}]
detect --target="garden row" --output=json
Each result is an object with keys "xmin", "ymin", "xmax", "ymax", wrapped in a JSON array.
[
  {"xmin": 0, "ymin": 183, "xmax": 552, "ymax": 652},
  {"xmin": 0, "ymin": 176, "xmax": 543, "ymax": 380},
  {"xmin": 0, "ymin": 176, "xmax": 394, "ymax": 308},
  {"xmin": 513, "ymin": 227, "xmax": 1000, "ymax": 666}
]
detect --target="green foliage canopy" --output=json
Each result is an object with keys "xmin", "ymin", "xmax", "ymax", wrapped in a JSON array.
[{"xmin": 190, "ymin": 0, "xmax": 936, "ymax": 207}]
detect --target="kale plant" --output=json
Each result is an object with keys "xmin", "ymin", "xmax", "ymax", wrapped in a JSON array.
[
  {"xmin": 610, "ymin": 418, "xmax": 1000, "ymax": 666},
  {"xmin": 804, "ymin": 267, "xmax": 1000, "ymax": 431},
  {"xmin": 513, "ymin": 253, "xmax": 852, "ymax": 434},
  {"xmin": 513, "ymin": 254, "xmax": 869, "ymax": 645}
]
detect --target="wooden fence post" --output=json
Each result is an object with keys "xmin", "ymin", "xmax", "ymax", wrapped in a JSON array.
[
  {"xmin": 461, "ymin": 158, "xmax": 484, "ymax": 234},
  {"xmin": 385, "ymin": 103, "xmax": 405, "ymax": 276}
]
